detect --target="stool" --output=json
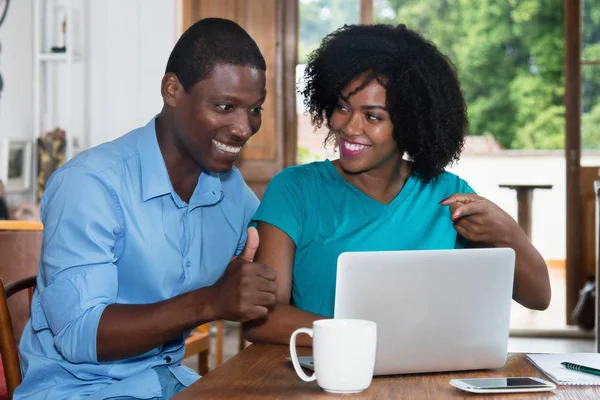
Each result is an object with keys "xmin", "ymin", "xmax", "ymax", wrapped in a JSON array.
[{"xmin": 499, "ymin": 184, "xmax": 553, "ymax": 239}]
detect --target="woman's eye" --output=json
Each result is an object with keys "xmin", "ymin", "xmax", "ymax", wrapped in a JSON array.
[
  {"xmin": 367, "ymin": 114, "xmax": 381, "ymax": 121},
  {"xmin": 337, "ymin": 104, "xmax": 349, "ymax": 112},
  {"xmin": 217, "ymin": 104, "xmax": 233, "ymax": 111}
]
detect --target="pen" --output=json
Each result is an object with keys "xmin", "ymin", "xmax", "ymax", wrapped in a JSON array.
[{"xmin": 561, "ymin": 362, "xmax": 600, "ymax": 377}]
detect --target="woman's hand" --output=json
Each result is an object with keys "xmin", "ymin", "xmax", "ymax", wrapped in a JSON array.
[
  {"xmin": 440, "ymin": 193, "xmax": 523, "ymax": 247},
  {"xmin": 440, "ymin": 193, "xmax": 551, "ymax": 310}
]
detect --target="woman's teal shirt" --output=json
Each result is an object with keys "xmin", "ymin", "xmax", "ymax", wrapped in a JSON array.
[{"xmin": 251, "ymin": 160, "xmax": 475, "ymax": 318}]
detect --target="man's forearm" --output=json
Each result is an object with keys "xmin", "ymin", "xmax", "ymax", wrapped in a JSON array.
[
  {"xmin": 243, "ymin": 303, "xmax": 322, "ymax": 347},
  {"xmin": 96, "ymin": 286, "xmax": 217, "ymax": 362}
]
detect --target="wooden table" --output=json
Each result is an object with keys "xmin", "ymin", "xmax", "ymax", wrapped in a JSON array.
[
  {"xmin": 173, "ymin": 344, "xmax": 600, "ymax": 399},
  {"xmin": 499, "ymin": 184, "xmax": 553, "ymax": 239}
]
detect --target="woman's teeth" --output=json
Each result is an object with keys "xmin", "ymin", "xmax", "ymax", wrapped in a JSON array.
[
  {"xmin": 213, "ymin": 139, "xmax": 242, "ymax": 154},
  {"xmin": 343, "ymin": 141, "xmax": 370, "ymax": 151}
]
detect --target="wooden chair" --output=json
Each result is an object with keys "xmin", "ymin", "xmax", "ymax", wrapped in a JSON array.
[
  {"xmin": 0, "ymin": 276, "xmax": 36, "ymax": 400},
  {"xmin": 0, "ymin": 221, "xmax": 43, "ymax": 346},
  {"xmin": 0, "ymin": 276, "xmax": 223, "ymax": 392},
  {"xmin": 213, "ymin": 320, "xmax": 246, "ymax": 367},
  {"xmin": 184, "ymin": 321, "xmax": 230, "ymax": 374},
  {"xmin": 0, "ymin": 222, "xmax": 239, "ymax": 380},
  {"xmin": 184, "ymin": 320, "xmax": 246, "ymax": 374},
  {"xmin": 184, "ymin": 324, "xmax": 211, "ymax": 375}
]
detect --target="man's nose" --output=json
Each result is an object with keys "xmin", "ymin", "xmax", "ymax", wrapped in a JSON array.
[{"xmin": 231, "ymin": 112, "xmax": 253, "ymax": 139}]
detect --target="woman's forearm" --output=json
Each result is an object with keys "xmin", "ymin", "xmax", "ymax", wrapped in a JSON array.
[
  {"xmin": 505, "ymin": 229, "xmax": 551, "ymax": 311},
  {"xmin": 243, "ymin": 303, "xmax": 324, "ymax": 347}
]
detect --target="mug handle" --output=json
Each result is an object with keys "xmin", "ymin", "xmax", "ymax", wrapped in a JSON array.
[{"xmin": 289, "ymin": 327, "xmax": 316, "ymax": 382}]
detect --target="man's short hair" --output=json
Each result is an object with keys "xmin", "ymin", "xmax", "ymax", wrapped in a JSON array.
[{"xmin": 165, "ymin": 18, "xmax": 266, "ymax": 92}]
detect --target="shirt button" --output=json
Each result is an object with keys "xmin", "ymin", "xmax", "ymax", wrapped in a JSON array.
[
  {"xmin": 186, "ymin": 261, "xmax": 191, "ymax": 267},
  {"xmin": 165, "ymin": 356, "xmax": 172, "ymax": 363}
]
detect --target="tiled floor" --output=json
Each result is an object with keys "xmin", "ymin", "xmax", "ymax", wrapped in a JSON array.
[{"xmin": 182, "ymin": 322, "xmax": 597, "ymax": 374}]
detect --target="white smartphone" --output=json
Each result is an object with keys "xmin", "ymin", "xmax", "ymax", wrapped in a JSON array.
[{"xmin": 450, "ymin": 377, "xmax": 556, "ymax": 393}]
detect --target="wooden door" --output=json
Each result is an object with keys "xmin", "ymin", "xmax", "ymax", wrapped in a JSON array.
[
  {"xmin": 182, "ymin": 0, "xmax": 298, "ymax": 198},
  {"xmin": 580, "ymin": 167, "xmax": 600, "ymax": 281}
]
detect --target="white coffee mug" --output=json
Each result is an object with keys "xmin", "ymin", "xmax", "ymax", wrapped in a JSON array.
[{"xmin": 289, "ymin": 319, "xmax": 377, "ymax": 394}]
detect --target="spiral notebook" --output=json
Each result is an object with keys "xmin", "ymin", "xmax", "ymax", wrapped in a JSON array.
[{"xmin": 527, "ymin": 353, "xmax": 600, "ymax": 385}]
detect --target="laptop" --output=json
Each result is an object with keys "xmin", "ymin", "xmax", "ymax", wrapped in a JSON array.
[{"xmin": 332, "ymin": 248, "xmax": 516, "ymax": 376}]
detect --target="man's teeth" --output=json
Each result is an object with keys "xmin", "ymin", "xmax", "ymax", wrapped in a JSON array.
[
  {"xmin": 343, "ymin": 141, "xmax": 369, "ymax": 151},
  {"xmin": 213, "ymin": 140, "xmax": 242, "ymax": 154}
]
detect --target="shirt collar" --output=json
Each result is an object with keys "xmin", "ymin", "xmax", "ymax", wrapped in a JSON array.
[
  {"xmin": 188, "ymin": 172, "xmax": 223, "ymax": 209},
  {"xmin": 137, "ymin": 117, "xmax": 172, "ymax": 202},
  {"xmin": 137, "ymin": 116, "xmax": 224, "ymax": 207}
]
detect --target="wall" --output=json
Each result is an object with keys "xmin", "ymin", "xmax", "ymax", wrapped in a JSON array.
[
  {"xmin": 87, "ymin": 0, "xmax": 179, "ymax": 147},
  {"xmin": 40, "ymin": 0, "xmax": 86, "ymax": 159},
  {"xmin": 0, "ymin": 0, "xmax": 179, "ymax": 206},
  {"xmin": 0, "ymin": 0, "xmax": 33, "ymax": 142},
  {"xmin": 0, "ymin": 0, "xmax": 34, "ymax": 205},
  {"xmin": 448, "ymin": 153, "xmax": 600, "ymax": 261}
]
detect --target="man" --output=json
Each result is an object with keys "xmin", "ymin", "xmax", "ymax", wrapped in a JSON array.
[{"xmin": 15, "ymin": 18, "xmax": 277, "ymax": 399}]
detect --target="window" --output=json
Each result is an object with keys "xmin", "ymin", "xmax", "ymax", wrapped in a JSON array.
[
  {"xmin": 582, "ymin": 0, "xmax": 600, "ymax": 149},
  {"xmin": 376, "ymin": 0, "xmax": 567, "ymax": 150},
  {"xmin": 296, "ymin": 0, "xmax": 361, "ymax": 164}
]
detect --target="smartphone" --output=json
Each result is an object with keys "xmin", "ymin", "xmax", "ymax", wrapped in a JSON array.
[
  {"xmin": 285, "ymin": 356, "xmax": 314, "ymax": 370},
  {"xmin": 450, "ymin": 377, "xmax": 556, "ymax": 393}
]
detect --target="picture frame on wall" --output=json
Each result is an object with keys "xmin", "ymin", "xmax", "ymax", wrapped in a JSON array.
[{"xmin": 0, "ymin": 138, "xmax": 32, "ymax": 192}]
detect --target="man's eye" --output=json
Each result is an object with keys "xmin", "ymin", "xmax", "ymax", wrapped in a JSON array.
[
  {"xmin": 217, "ymin": 104, "xmax": 233, "ymax": 111},
  {"xmin": 250, "ymin": 107, "xmax": 263, "ymax": 115}
]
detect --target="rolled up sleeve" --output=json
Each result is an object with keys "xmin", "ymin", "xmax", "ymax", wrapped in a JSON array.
[{"xmin": 37, "ymin": 165, "xmax": 123, "ymax": 364}]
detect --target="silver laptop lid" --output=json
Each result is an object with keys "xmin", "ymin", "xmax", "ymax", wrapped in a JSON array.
[{"xmin": 334, "ymin": 248, "xmax": 516, "ymax": 375}]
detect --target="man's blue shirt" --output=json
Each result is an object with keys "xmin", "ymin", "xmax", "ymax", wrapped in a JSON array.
[{"xmin": 15, "ymin": 117, "xmax": 259, "ymax": 399}]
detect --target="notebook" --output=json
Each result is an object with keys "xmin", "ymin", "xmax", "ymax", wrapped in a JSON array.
[{"xmin": 527, "ymin": 353, "xmax": 600, "ymax": 385}]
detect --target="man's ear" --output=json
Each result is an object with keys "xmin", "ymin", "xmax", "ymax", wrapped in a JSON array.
[{"xmin": 161, "ymin": 73, "xmax": 182, "ymax": 108}]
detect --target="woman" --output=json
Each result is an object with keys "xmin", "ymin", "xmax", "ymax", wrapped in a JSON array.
[{"xmin": 244, "ymin": 24, "xmax": 550, "ymax": 346}]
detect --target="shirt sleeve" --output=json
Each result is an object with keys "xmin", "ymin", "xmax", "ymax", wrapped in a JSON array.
[
  {"xmin": 235, "ymin": 182, "xmax": 260, "ymax": 256},
  {"xmin": 461, "ymin": 180, "xmax": 477, "ymax": 195},
  {"xmin": 250, "ymin": 168, "xmax": 306, "ymax": 245},
  {"xmin": 36, "ymin": 165, "xmax": 123, "ymax": 364}
]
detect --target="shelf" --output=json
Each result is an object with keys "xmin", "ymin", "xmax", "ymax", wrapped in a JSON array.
[
  {"xmin": 37, "ymin": 52, "xmax": 80, "ymax": 62},
  {"xmin": 33, "ymin": 0, "xmax": 82, "ymax": 203}
]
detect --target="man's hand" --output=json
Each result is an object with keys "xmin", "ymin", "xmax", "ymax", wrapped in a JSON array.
[
  {"xmin": 97, "ymin": 227, "xmax": 277, "ymax": 361},
  {"xmin": 210, "ymin": 227, "xmax": 277, "ymax": 322},
  {"xmin": 440, "ymin": 193, "xmax": 523, "ymax": 247}
]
